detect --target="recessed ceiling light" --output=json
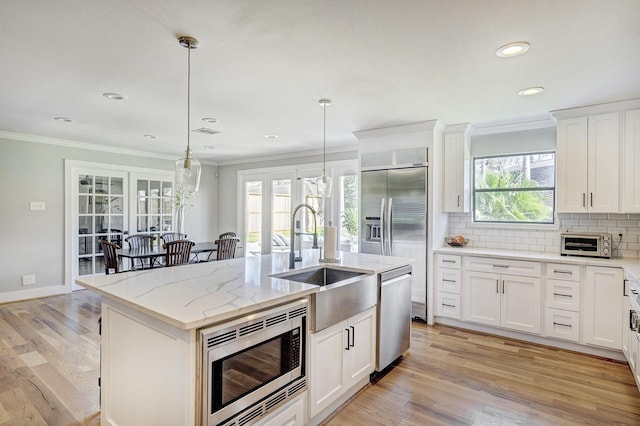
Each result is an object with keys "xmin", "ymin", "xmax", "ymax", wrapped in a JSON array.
[
  {"xmin": 518, "ymin": 86, "xmax": 545, "ymax": 96},
  {"xmin": 54, "ymin": 117, "xmax": 73, "ymax": 123},
  {"xmin": 143, "ymin": 134, "xmax": 157, "ymax": 139},
  {"xmin": 204, "ymin": 145, "xmax": 215, "ymax": 150},
  {"xmin": 202, "ymin": 117, "xmax": 218, "ymax": 123},
  {"xmin": 265, "ymin": 134, "xmax": 279, "ymax": 139},
  {"xmin": 496, "ymin": 42, "xmax": 530, "ymax": 58},
  {"xmin": 102, "ymin": 92, "xmax": 127, "ymax": 100}
]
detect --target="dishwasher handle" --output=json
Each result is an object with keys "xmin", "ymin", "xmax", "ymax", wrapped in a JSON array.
[{"xmin": 380, "ymin": 265, "xmax": 412, "ymax": 283}]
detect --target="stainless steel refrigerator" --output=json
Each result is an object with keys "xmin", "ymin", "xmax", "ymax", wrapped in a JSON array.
[{"xmin": 360, "ymin": 151, "xmax": 428, "ymax": 322}]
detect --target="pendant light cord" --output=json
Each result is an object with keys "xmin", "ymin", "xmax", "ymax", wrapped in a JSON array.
[
  {"xmin": 186, "ymin": 40, "xmax": 192, "ymax": 162},
  {"xmin": 322, "ymin": 102, "xmax": 326, "ymax": 175}
]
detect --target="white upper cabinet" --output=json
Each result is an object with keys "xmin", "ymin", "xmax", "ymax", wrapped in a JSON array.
[
  {"xmin": 443, "ymin": 124, "xmax": 471, "ymax": 212},
  {"xmin": 622, "ymin": 109, "xmax": 640, "ymax": 212},
  {"xmin": 556, "ymin": 113, "xmax": 620, "ymax": 213}
]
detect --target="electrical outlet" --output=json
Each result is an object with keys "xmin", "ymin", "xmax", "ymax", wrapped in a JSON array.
[{"xmin": 22, "ymin": 275, "xmax": 36, "ymax": 286}]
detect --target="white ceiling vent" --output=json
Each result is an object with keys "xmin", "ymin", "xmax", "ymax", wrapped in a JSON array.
[{"xmin": 191, "ymin": 127, "xmax": 221, "ymax": 135}]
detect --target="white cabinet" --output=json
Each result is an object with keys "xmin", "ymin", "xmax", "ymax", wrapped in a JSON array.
[
  {"xmin": 544, "ymin": 263, "xmax": 581, "ymax": 342},
  {"xmin": 622, "ymin": 109, "xmax": 640, "ymax": 212},
  {"xmin": 443, "ymin": 124, "xmax": 471, "ymax": 212},
  {"xmin": 583, "ymin": 266, "xmax": 623, "ymax": 350},
  {"xmin": 462, "ymin": 257, "xmax": 542, "ymax": 334},
  {"xmin": 435, "ymin": 254, "xmax": 462, "ymax": 319},
  {"xmin": 256, "ymin": 393, "xmax": 305, "ymax": 426},
  {"xmin": 308, "ymin": 307, "xmax": 375, "ymax": 419},
  {"xmin": 556, "ymin": 113, "xmax": 620, "ymax": 213}
]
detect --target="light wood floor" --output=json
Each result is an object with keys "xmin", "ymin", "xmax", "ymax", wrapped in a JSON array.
[{"xmin": 1, "ymin": 291, "xmax": 640, "ymax": 425}]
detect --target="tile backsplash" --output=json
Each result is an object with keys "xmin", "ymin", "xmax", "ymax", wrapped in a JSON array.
[{"xmin": 447, "ymin": 213, "xmax": 640, "ymax": 259}]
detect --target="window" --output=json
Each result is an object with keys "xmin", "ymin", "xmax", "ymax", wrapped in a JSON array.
[{"xmin": 473, "ymin": 152, "xmax": 555, "ymax": 224}]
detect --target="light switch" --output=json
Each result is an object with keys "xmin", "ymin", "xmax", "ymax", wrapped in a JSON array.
[{"xmin": 30, "ymin": 201, "xmax": 46, "ymax": 211}]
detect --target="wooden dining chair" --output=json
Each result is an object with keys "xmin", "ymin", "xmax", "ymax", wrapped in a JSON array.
[
  {"xmin": 99, "ymin": 239, "xmax": 120, "ymax": 274},
  {"xmin": 125, "ymin": 234, "xmax": 156, "ymax": 269},
  {"xmin": 160, "ymin": 232, "xmax": 187, "ymax": 244},
  {"xmin": 163, "ymin": 240, "xmax": 195, "ymax": 267},
  {"xmin": 218, "ymin": 231, "xmax": 237, "ymax": 239},
  {"xmin": 215, "ymin": 237, "xmax": 240, "ymax": 260}
]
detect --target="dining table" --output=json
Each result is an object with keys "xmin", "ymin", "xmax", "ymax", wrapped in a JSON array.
[{"xmin": 117, "ymin": 241, "xmax": 217, "ymax": 270}]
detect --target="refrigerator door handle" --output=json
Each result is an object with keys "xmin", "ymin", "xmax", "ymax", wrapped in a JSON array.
[
  {"xmin": 380, "ymin": 198, "xmax": 386, "ymax": 255},
  {"xmin": 387, "ymin": 197, "xmax": 393, "ymax": 255}
]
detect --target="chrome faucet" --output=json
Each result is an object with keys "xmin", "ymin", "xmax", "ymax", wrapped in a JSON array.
[{"xmin": 289, "ymin": 203, "xmax": 319, "ymax": 269}]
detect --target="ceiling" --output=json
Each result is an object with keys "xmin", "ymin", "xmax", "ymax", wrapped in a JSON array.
[{"xmin": 1, "ymin": 0, "xmax": 639, "ymax": 164}]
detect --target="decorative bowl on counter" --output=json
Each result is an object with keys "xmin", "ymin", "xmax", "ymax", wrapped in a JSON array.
[{"xmin": 445, "ymin": 236, "xmax": 469, "ymax": 247}]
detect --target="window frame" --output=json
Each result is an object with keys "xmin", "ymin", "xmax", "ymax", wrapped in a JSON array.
[{"xmin": 472, "ymin": 150, "xmax": 556, "ymax": 225}]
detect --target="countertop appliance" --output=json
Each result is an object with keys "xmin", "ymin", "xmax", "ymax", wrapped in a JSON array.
[
  {"xmin": 561, "ymin": 232, "xmax": 612, "ymax": 258},
  {"xmin": 199, "ymin": 300, "xmax": 307, "ymax": 426},
  {"xmin": 376, "ymin": 265, "xmax": 412, "ymax": 371},
  {"xmin": 360, "ymin": 148, "xmax": 428, "ymax": 321}
]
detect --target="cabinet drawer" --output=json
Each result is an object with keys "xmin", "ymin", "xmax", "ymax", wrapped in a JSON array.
[
  {"xmin": 546, "ymin": 279, "xmax": 580, "ymax": 311},
  {"xmin": 436, "ymin": 268, "xmax": 461, "ymax": 294},
  {"xmin": 546, "ymin": 263, "xmax": 581, "ymax": 281},
  {"xmin": 544, "ymin": 308, "xmax": 580, "ymax": 342},
  {"xmin": 437, "ymin": 254, "xmax": 461, "ymax": 269},
  {"xmin": 464, "ymin": 256, "xmax": 541, "ymax": 278},
  {"xmin": 436, "ymin": 292, "xmax": 461, "ymax": 319}
]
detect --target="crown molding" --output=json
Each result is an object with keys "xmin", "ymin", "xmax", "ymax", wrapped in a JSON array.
[
  {"xmin": 216, "ymin": 144, "xmax": 357, "ymax": 166},
  {"xmin": 0, "ymin": 130, "xmax": 219, "ymax": 166},
  {"xmin": 470, "ymin": 115, "xmax": 556, "ymax": 136},
  {"xmin": 550, "ymin": 98, "xmax": 640, "ymax": 120},
  {"xmin": 353, "ymin": 120, "xmax": 442, "ymax": 140}
]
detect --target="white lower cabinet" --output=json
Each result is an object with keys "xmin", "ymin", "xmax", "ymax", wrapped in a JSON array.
[
  {"xmin": 545, "ymin": 308, "xmax": 580, "ymax": 342},
  {"xmin": 435, "ymin": 254, "xmax": 462, "ymax": 319},
  {"xmin": 583, "ymin": 266, "xmax": 623, "ymax": 350},
  {"xmin": 256, "ymin": 393, "xmax": 305, "ymax": 426},
  {"xmin": 308, "ymin": 307, "xmax": 376, "ymax": 419},
  {"xmin": 463, "ymin": 270, "xmax": 542, "ymax": 334}
]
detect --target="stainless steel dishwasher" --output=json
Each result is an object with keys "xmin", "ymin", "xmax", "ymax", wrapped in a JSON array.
[{"xmin": 376, "ymin": 265, "xmax": 412, "ymax": 371}]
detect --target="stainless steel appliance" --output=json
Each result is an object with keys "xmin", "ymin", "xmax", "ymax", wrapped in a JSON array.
[
  {"xmin": 199, "ymin": 300, "xmax": 307, "ymax": 426},
  {"xmin": 376, "ymin": 265, "xmax": 412, "ymax": 371},
  {"xmin": 561, "ymin": 232, "xmax": 612, "ymax": 258},
  {"xmin": 360, "ymin": 148, "xmax": 428, "ymax": 321}
]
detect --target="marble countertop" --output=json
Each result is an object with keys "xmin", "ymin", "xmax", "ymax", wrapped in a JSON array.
[
  {"xmin": 435, "ymin": 245, "xmax": 640, "ymax": 273},
  {"xmin": 76, "ymin": 250, "xmax": 414, "ymax": 330}
]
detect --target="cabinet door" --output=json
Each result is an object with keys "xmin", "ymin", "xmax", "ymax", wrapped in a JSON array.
[
  {"xmin": 463, "ymin": 271, "xmax": 501, "ymax": 327},
  {"xmin": 436, "ymin": 292, "xmax": 461, "ymax": 319},
  {"xmin": 308, "ymin": 320, "xmax": 347, "ymax": 418},
  {"xmin": 557, "ymin": 117, "xmax": 589, "ymax": 213},
  {"xmin": 587, "ymin": 112, "xmax": 620, "ymax": 212},
  {"xmin": 501, "ymin": 275, "xmax": 542, "ymax": 334},
  {"xmin": 583, "ymin": 266, "xmax": 623, "ymax": 350},
  {"xmin": 443, "ymin": 127, "xmax": 469, "ymax": 212},
  {"xmin": 622, "ymin": 109, "xmax": 640, "ymax": 212},
  {"xmin": 346, "ymin": 308, "xmax": 376, "ymax": 384},
  {"xmin": 436, "ymin": 268, "xmax": 461, "ymax": 293}
]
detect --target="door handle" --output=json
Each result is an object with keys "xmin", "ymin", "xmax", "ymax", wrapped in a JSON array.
[
  {"xmin": 350, "ymin": 325, "xmax": 355, "ymax": 347},
  {"xmin": 387, "ymin": 198, "xmax": 393, "ymax": 255},
  {"xmin": 345, "ymin": 328, "xmax": 350, "ymax": 350},
  {"xmin": 496, "ymin": 280, "xmax": 499, "ymax": 293},
  {"xmin": 379, "ymin": 198, "xmax": 385, "ymax": 255},
  {"xmin": 457, "ymin": 194, "xmax": 460, "ymax": 207},
  {"xmin": 502, "ymin": 280, "xmax": 505, "ymax": 294},
  {"xmin": 582, "ymin": 193, "xmax": 586, "ymax": 208},
  {"xmin": 590, "ymin": 192, "xmax": 593, "ymax": 207}
]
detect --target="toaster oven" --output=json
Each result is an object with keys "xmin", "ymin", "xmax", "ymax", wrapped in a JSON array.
[{"xmin": 560, "ymin": 232, "xmax": 612, "ymax": 258}]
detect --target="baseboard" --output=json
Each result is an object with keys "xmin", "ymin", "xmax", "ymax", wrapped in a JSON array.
[{"xmin": 0, "ymin": 285, "xmax": 69, "ymax": 304}]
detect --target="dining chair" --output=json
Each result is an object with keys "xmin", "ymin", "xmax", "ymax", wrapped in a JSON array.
[
  {"xmin": 160, "ymin": 232, "xmax": 188, "ymax": 245},
  {"xmin": 218, "ymin": 231, "xmax": 237, "ymax": 239},
  {"xmin": 125, "ymin": 234, "xmax": 156, "ymax": 269},
  {"xmin": 215, "ymin": 237, "xmax": 240, "ymax": 260},
  {"xmin": 99, "ymin": 239, "xmax": 120, "ymax": 274},
  {"xmin": 163, "ymin": 240, "xmax": 195, "ymax": 267}
]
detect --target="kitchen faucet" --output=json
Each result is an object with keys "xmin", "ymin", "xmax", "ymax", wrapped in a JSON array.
[{"xmin": 289, "ymin": 203, "xmax": 319, "ymax": 269}]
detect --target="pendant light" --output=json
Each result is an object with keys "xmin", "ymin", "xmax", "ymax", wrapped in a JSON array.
[
  {"xmin": 174, "ymin": 35, "xmax": 202, "ymax": 194},
  {"xmin": 316, "ymin": 98, "xmax": 332, "ymax": 198}
]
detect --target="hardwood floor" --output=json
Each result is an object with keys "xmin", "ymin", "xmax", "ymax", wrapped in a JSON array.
[
  {"xmin": 1, "ymin": 291, "xmax": 639, "ymax": 425},
  {"xmin": 0, "ymin": 290, "xmax": 101, "ymax": 425},
  {"xmin": 322, "ymin": 323, "xmax": 640, "ymax": 426}
]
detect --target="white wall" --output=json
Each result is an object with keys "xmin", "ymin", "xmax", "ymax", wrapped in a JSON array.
[{"xmin": 0, "ymin": 136, "xmax": 217, "ymax": 302}]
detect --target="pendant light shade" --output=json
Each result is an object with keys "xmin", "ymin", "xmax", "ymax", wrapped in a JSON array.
[
  {"xmin": 175, "ymin": 35, "xmax": 201, "ymax": 194},
  {"xmin": 316, "ymin": 98, "xmax": 332, "ymax": 198}
]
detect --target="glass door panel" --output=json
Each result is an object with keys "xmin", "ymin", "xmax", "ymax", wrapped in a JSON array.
[
  {"xmin": 245, "ymin": 181, "xmax": 262, "ymax": 256},
  {"xmin": 271, "ymin": 179, "xmax": 291, "ymax": 253},
  {"xmin": 76, "ymin": 173, "xmax": 126, "ymax": 276},
  {"xmin": 338, "ymin": 174, "xmax": 359, "ymax": 253},
  {"xmin": 133, "ymin": 178, "xmax": 173, "ymax": 248}
]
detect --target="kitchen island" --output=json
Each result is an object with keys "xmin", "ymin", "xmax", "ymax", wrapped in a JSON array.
[{"xmin": 76, "ymin": 250, "xmax": 413, "ymax": 426}]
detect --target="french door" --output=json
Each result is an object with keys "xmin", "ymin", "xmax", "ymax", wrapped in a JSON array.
[{"xmin": 66, "ymin": 161, "xmax": 175, "ymax": 289}]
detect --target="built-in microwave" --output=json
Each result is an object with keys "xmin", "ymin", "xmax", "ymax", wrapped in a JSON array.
[
  {"xmin": 560, "ymin": 232, "xmax": 612, "ymax": 258},
  {"xmin": 199, "ymin": 299, "xmax": 307, "ymax": 426}
]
